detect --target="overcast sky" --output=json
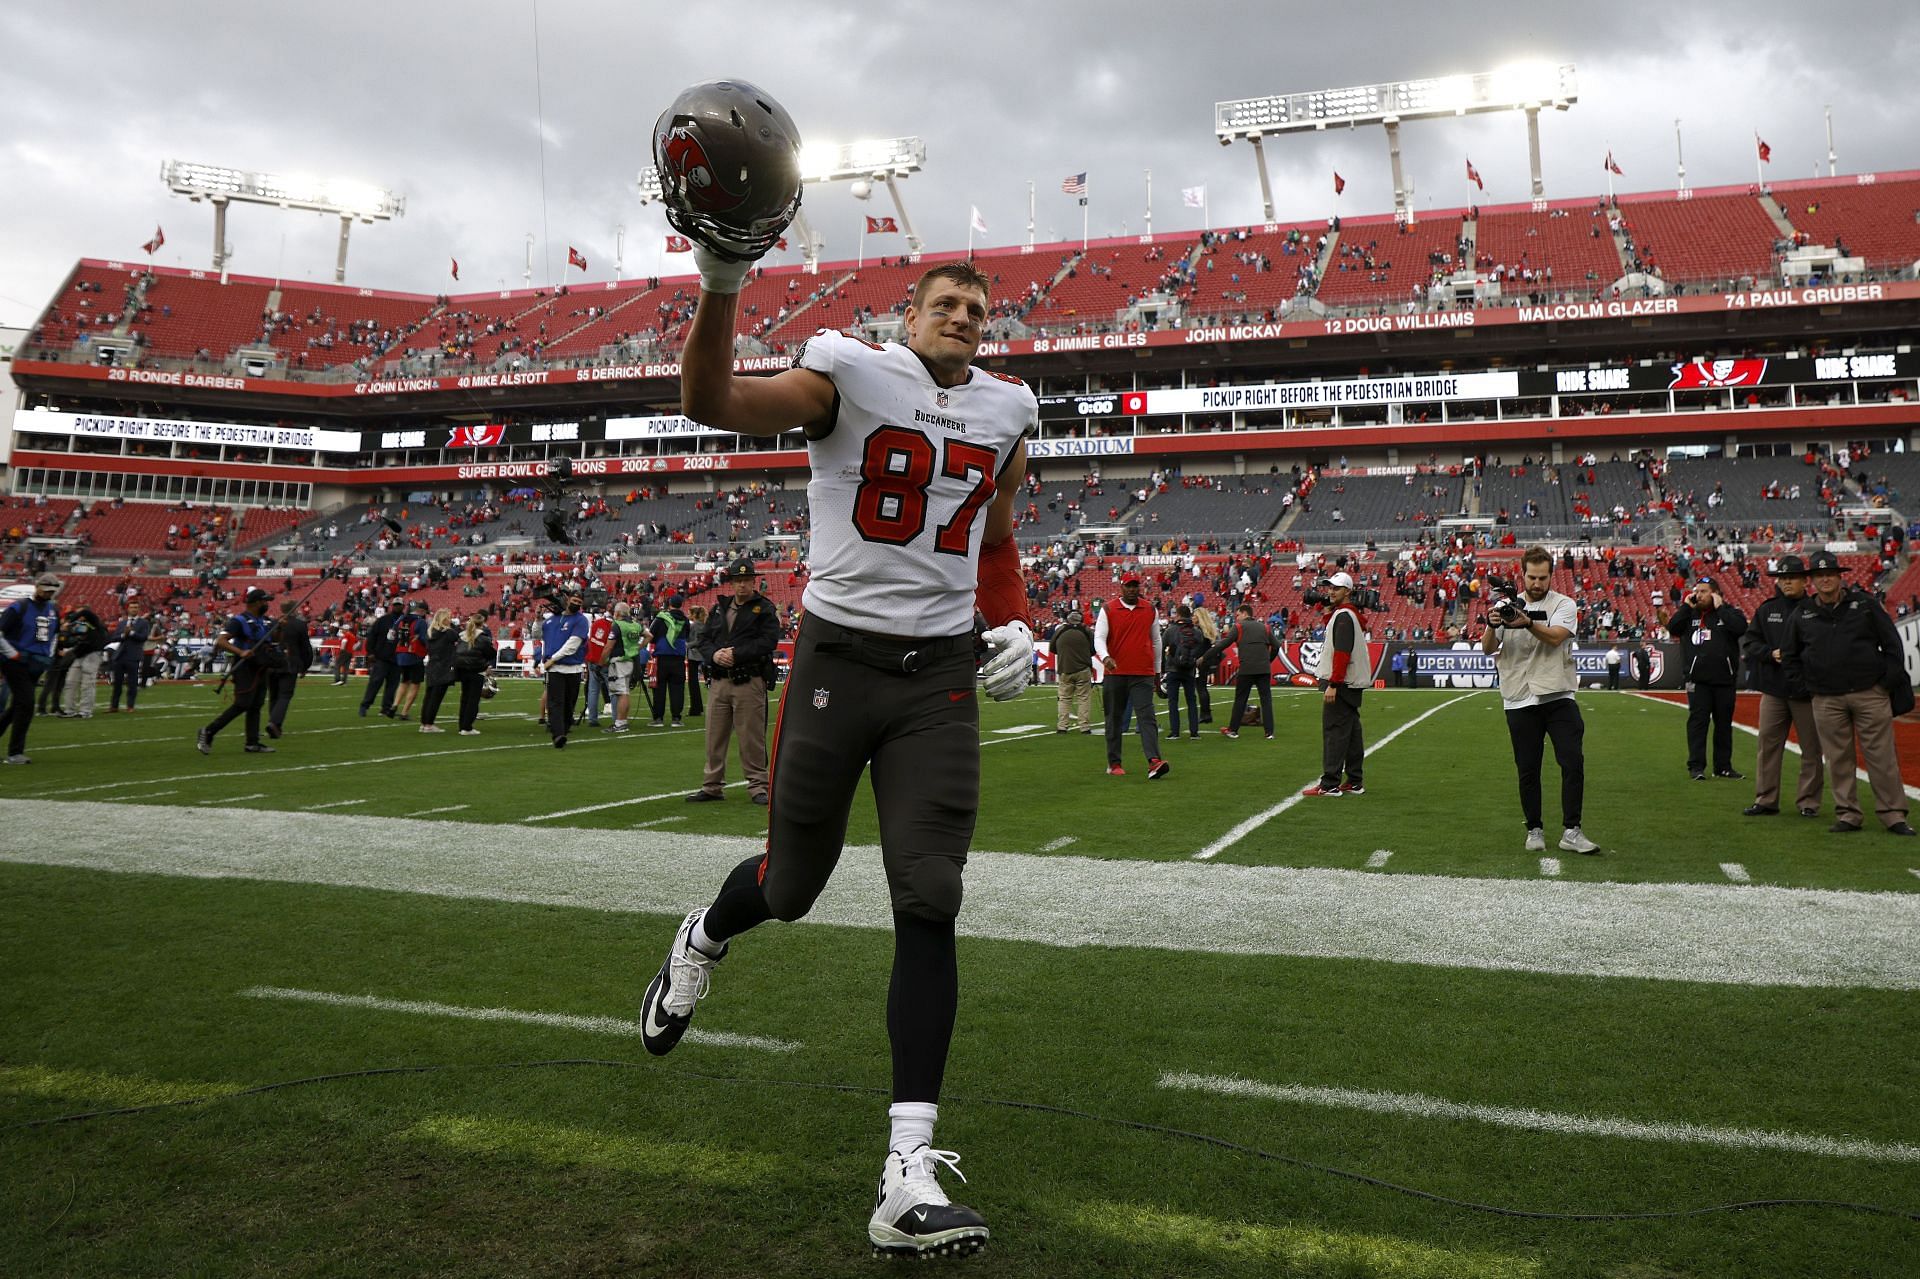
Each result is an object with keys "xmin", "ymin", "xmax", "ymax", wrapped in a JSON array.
[{"xmin": 2, "ymin": 0, "xmax": 1915, "ymax": 329}]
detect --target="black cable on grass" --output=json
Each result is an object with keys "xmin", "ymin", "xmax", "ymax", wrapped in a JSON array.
[{"xmin": 5, "ymin": 1057, "xmax": 1916, "ymax": 1226}]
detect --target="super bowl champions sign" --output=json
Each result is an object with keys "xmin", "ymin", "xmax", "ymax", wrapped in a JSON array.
[{"xmin": 1406, "ymin": 644, "xmax": 1676, "ymax": 690}]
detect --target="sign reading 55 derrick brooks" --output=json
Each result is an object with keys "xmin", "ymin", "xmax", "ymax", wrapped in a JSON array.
[{"xmin": 16, "ymin": 408, "xmax": 361, "ymax": 453}]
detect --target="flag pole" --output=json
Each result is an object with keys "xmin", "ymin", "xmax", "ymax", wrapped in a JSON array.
[
  {"xmin": 1026, "ymin": 180, "xmax": 1035, "ymax": 248},
  {"xmin": 1144, "ymin": 168, "xmax": 1152, "ymax": 239},
  {"xmin": 1081, "ymin": 186, "xmax": 1089, "ymax": 251},
  {"xmin": 1755, "ymin": 130, "xmax": 1765, "ymax": 192},
  {"xmin": 1605, "ymin": 144, "xmax": 1614, "ymax": 202},
  {"xmin": 859, "ymin": 220, "xmax": 866, "ymax": 269}
]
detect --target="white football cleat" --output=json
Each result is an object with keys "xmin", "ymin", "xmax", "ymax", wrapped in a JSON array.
[
  {"xmin": 638, "ymin": 909, "xmax": 725, "ymax": 1056},
  {"xmin": 868, "ymin": 1145, "xmax": 987, "ymax": 1259}
]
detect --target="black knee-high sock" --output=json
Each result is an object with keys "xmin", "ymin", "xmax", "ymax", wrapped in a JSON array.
[
  {"xmin": 888, "ymin": 911, "xmax": 958, "ymax": 1103},
  {"xmin": 700, "ymin": 854, "xmax": 774, "ymax": 942}
]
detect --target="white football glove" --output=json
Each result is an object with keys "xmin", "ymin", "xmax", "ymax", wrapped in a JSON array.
[
  {"xmin": 978, "ymin": 620, "xmax": 1034, "ymax": 701},
  {"xmin": 693, "ymin": 245, "xmax": 753, "ymax": 294}
]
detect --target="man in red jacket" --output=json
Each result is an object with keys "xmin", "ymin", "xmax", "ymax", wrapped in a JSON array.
[{"xmin": 1094, "ymin": 577, "xmax": 1169, "ymax": 779}]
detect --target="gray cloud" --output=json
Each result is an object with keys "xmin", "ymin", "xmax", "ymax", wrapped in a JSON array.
[{"xmin": 3, "ymin": 0, "xmax": 1915, "ymax": 327}]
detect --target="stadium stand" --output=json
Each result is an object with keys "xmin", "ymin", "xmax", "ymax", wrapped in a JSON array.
[
  {"xmin": 1120, "ymin": 478, "xmax": 1292, "ymax": 539},
  {"xmin": 1613, "ymin": 190, "xmax": 1780, "ymax": 283},
  {"xmin": 1479, "ymin": 463, "xmax": 1573, "ymax": 529},
  {"xmin": 1287, "ymin": 472, "xmax": 1466, "ymax": 534},
  {"xmin": 72, "ymin": 502, "xmax": 237, "ymax": 556},
  {"xmin": 1313, "ymin": 213, "xmax": 1467, "ymax": 308},
  {"xmin": 1664, "ymin": 457, "xmax": 1834, "ymax": 524},
  {"xmin": 1186, "ymin": 224, "xmax": 1324, "ymax": 320},
  {"xmin": 1779, "ymin": 176, "xmax": 1920, "ymax": 273},
  {"xmin": 132, "ymin": 276, "xmax": 277, "ymax": 361},
  {"xmin": 1473, "ymin": 206, "xmax": 1624, "ymax": 292},
  {"xmin": 1023, "ymin": 238, "xmax": 1203, "ymax": 330}
]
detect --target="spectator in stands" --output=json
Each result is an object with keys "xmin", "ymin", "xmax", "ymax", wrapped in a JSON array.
[
  {"xmin": 1664, "ymin": 578, "xmax": 1748, "ymax": 782},
  {"xmin": 1741, "ymin": 556, "xmax": 1823, "ymax": 818},
  {"xmin": 1049, "ymin": 610, "xmax": 1094, "ymax": 734},
  {"xmin": 412, "ymin": 607, "xmax": 457, "ymax": 733},
  {"xmin": 1786, "ymin": 552, "xmax": 1915, "ymax": 836},
  {"xmin": 358, "ymin": 599, "xmax": 404, "ymax": 718},
  {"xmin": 0, "ymin": 574, "xmax": 62, "ymax": 765},
  {"xmin": 55, "ymin": 599, "xmax": 110, "ymax": 719},
  {"xmin": 392, "ymin": 600, "xmax": 430, "ymax": 721},
  {"xmin": 686, "ymin": 561, "xmax": 777, "ymax": 802},
  {"xmin": 105, "ymin": 597, "xmax": 152, "ymax": 712},
  {"xmin": 266, "ymin": 599, "xmax": 313, "ymax": 740},
  {"xmin": 1095, "ymin": 577, "xmax": 1169, "ymax": 780}
]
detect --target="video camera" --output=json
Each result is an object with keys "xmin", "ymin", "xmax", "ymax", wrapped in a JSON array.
[
  {"xmin": 1302, "ymin": 584, "xmax": 1383, "ymax": 612},
  {"xmin": 1482, "ymin": 577, "xmax": 1536, "ymax": 628}
]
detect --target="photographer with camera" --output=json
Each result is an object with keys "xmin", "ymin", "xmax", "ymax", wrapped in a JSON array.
[
  {"xmin": 1663, "ymin": 575, "xmax": 1748, "ymax": 782},
  {"xmin": 196, "ymin": 588, "xmax": 277, "ymax": 756},
  {"xmin": 1482, "ymin": 547, "xmax": 1600, "ymax": 854},
  {"xmin": 686, "ymin": 561, "xmax": 779, "ymax": 804}
]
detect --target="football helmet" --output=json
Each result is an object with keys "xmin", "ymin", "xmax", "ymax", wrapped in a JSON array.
[{"xmin": 653, "ymin": 79, "xmax": 803, "ymax": 263}]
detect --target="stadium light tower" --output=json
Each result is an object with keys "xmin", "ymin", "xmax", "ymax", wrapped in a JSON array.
[
  {"xmin": 161, "ymin": 161, "xmax": 403, "ymax": 283},
  {"xmin": 639, "ymin": 134, "xmax": 926, "ymax": 274},
  {"xmin": 1215, "ymin": 63, "xmax": 1577, "ymax": 222}
]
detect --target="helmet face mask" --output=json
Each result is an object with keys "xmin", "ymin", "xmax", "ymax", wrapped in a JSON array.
[{"xmin": 654, "ymin": 79, "xmax": 803, "ymax": 262}]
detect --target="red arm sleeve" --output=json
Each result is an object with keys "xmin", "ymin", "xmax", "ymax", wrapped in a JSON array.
[
  {"xmin": 974, "ymin": 536, "xmax": 1030, "ymax": 629},
  {"xmin": 1329, "ymin": 612, "xmax": 1355, "ymax": 682}
]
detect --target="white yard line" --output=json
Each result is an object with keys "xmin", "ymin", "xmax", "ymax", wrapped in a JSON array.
[
  {"xmin": 110, "ymin": 790, "xmax": 177, "ymax": 802},
  {"xmin": 523, "ymin": 782, "xmax": 744, "ymax": 823},
  {"xmin": 302, "ymin": 798, "xmax": 370, "ymax": 811},
  {"xmin": 1722, "ymin": 862, "xmax": 1753, "ymax": 884},
  {"xmin": 1157, "ymin": 1072, "xmax": 1920, "ymax": 1164},
  {"xmin": 632, "ymin": 816, "xmax": 687, "ymax": 829},
  {"xmin": 991, "ymin": 723, "xmax": 1048, "ymax": 735},
  {"xmin": 239, "ymin": 985, "xmax": 798, "ymax": 1053},
  {"xmin": 980, "ymin": 728, "xmax": 1054, "ymax": 748},
  {"xmin": 200, "ymin": 793, "xmax": 268, "ymax": 805},
  {"xmin": 30, "ymin": 722, "xmax": 396, "ymax": 752},
  {"xmin": 405, "ymin": 804, "xmax": 470, "ymax": 818},
  {"xmin": 7, "ymin": 799, "xmax": 1918, "ymax": 990},
  {"xmin": 1365, "ymin": 850, "xmax": 1393, "ymax": 870},
  {"xmin": 1041, "ymin": 836, "xmax": 1078, "ymax": 852},
  {"xmin": 1539, "ymin": 858, "xmax": 1562, "ymax": 878},
  {"xmin": 1193, "ymin": 693, "xmax": 1477, "ymax": 860},
  {"xmin": 1630, "ymin": 692, "xmax": 1920, "ymax": 800}
]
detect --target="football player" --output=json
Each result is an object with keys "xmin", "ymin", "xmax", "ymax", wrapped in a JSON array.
[{"xmin": 639, "ymin": 79, "xmax": 1035, "ymax": 1260}]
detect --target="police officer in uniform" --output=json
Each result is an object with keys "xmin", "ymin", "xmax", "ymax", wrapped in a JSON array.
[
  {"xmin": 1741, "ymin": 555, "xmax": 1822, "ymax": 817},
  {"xmin": 197, "ymin": 588, "xmax": 277, "ymax": 755},
  {"xmin": 685, "ymin": 561, "xmax": 779, "ymax": 802},
  {"xmin": 1664, "ymin": 575, "xmax": 1747, "ymax": 781},
  {"xmin": 1786, "ymin": 551, "xmax": 1917, "ymax": 835}
]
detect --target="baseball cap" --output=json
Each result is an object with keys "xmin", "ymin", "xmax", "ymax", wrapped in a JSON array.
[
  {"xmin": 1691, "ymin": 576, "xmax": 1716, "ymax": 589},
  {"xmin": 1122, "ymin": 576, "xmax": 1141, "ymax": 586},
  {"xmin": 245, "ymin": 588, "xmax": 272, "ymax": 603},
  {"xmin": 34, "ymin": 573, "xmax": 60, "ymax": 588},
  {"xmin": 667, "ymin": 594, "xmax": 685, "ymax": 607},
  {"xmin": 1768, "ymin": 555, "xmax": 1809, "ymax": 577},
  {"xmin": 726, "ymin": 560, "xmax": 756, "ymax": 580},
  {"xmin": 1806, "ymin": 550, "xmax": 1843, "ymax": 573},
  {"xmin": 1320, "ymin": 571, "xmax": 1355, "ymax": 589},
  {"xmin": 411, "ymin": 598, "xmax": 429, "ymax": 611}
]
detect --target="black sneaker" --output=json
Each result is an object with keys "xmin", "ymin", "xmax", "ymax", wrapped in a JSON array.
[
  {"xmin": 685, "ymin": 790, "xmax": 723, "ymax": 803},
  {"xmin": 1889, "ymin": 822, "xmax": 1918, "ymax": 837},
  {"xmin": 553, "ymin": 734, "xmax": 567, "ymax": 750},
  {"xmin": 265, "ymin": 722, "xmax": 282, "ymax": 740},
  {"xmin": 1743, "ymin": 804, "xmax": 1779, "ymax": 816},
  {"xmin": 244, "ymin": 743, "xmax": 275, "ymax": 753},
  {"xmin": 1829, "ymin": 821, "xmax": 1862, "ymax": 834},
  {"xmin": 868, "ymin": 1145, "xmax": 988, "ymax": 1259},
  {"xmin": 1713, "ymin": 768, "xmax": 1744, "ymax": 780},
  {"xmin": 1689, "ymin": 771, "xmax": 1708, "ymax": 782},
  {"xmin": 639, "ymin": 909, "xmax": 725, "ymax": 1056},
  {"xmin": 1798, "ymin": 807, "xmax": 1820, "ymax": 818},
  {"xmin": 196, "ymin": 728, "xmax": 213, "ymax": 756}
]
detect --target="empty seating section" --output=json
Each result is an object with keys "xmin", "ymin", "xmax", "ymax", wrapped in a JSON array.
[
  {"xmin": 134, "ymin": 277, "xmax": 276, "ymax": 359},
  {"xmin": 733, "ymin": 267, "xmax": 841, "ymax": 347},
  {"xmin": 1288, "ymin": 473, "xmax": 1465, "ymax": 534},
  {"xmin": 794, "ymin": 259, "xmax": 925, "ymax": 335},
  {"xmin": 74, "ymin": 503, "xmax": 235, "ymax": 554},
  {"xmin": 1664, "ymin": 457, "xmax": 1832, "ymax": 524},
  {"xmin": 1024, "ymin": 239, "xmax": 1200, "ymax": 329},
  {"xmin": 1313, "ymin": 214, "xmax": 1466, "ymax": 308},
  {"xmin": 1479, "ymin": 465, "xmax": 1572, "ymax": 527},
  {"xmin": 1473, "ymin": 209, "xmax": 1622, "ymax": 289},
  {"xmin": 1122, "ymin": 482, "xmax": 1290, "ymax": 538},
  {"xmin": 269, "ymin": 286, "xmax": 437, "ymax": 365},
  {"xmin": 1, "ymin": 497, "xmax": 80, "ymax": 540},
  {"xmin": 1614, "ymin": 193, "xmax": 1778, "ymax": 282},
  {"xmin": 1850, "ymin": 453, "xmax": 1920, "ymax": 506},
  {"xmin": 1188, "ymin": 223, "xmax": 1323, "ymax": 319},
  {"xmin": 539, "ymin": 282, "xmax": 675, "ymax": 358},
  {"xmin": 233, "ymin": 507, "xmax": 314, "ymax": 549},
  {"xmin": 1781, "ymin": 178, "xmax": 1920, "ymax": 271}
]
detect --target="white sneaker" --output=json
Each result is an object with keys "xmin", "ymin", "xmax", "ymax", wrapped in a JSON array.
[
  {"xmin": 1524, "ymin": 827, "xmax": 1546, "ymax": 853},
  {"xmin": 868, "ymin": 1145, "xmax": 988, "ymax": 1258},
  {"xmin": 1559, "ymin": 826, "xmax": 1600, "ymax": 855},
  {"xmin": 458, "ymin": 729, "xmax": 481, "ymax": 736},
  {"xmin": 638, "ymin": 909, "xmax": 725, "ymax": 1056}
]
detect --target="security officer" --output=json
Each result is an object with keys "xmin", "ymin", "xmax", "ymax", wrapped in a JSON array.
[
  {"xmin": 1049, "ymin": 610, "xmax": 1095, "ymax": 733},
  {"xmin": 0, "ymin": 573, "xmax": 62, "ymax": 764},
  {"xmin": 687, "ymin": 560, "xmax": 779, "ymax": 803},
  {"xmin": 1740, "ymin": 555, "xmax": 1823, "ymax": 817},
  {"xmin": 1664, "ymin": 575, "xmax": 1748, "ymax": 781},
  {"xmin": 1785, "ymin": 551, "xmax": 1916, "ymax": 835},
  {"xmin": 197, "ymin": 588, "xmax": 276, "ymax": 755}
]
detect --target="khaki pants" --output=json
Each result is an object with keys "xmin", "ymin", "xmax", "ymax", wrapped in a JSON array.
[
  {"xmin": 1754, "ymin": 693, "xmax": 1823, "ymax": 811},
  {"xmin": 1812, "ymin": 689, "xmax": 1908, "ymax": 829},
  {"xmin": 63, "ymin": 651, "xmax": 104, "ymax": 716},
  {"xmin": 1056, "ymin": 668, "xmax": 1092, "ymax": 730},
  {"xmin": 702, "ymin": 675, "xmax": 768, "ymax": 798}
]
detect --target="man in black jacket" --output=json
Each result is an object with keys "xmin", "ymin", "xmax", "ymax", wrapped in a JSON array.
[
  {"xmin": 55, "ymin": 602, "xmax": 110, "ymax": 719},
  {"xmin": 358, "ymin": 599, "xmax": 404, "ymax": 718},
  {"xmin": 1785, "ymin": 551, "xmax": 1915, "ymax": 835},
  {"xmin": 1740, "ymin": 555, "xmax": 1823, "ymax": 817},
  {"xmin": 266, "ymin": 599, "xmax": 313, "ymax": 740},
  {"xmin": 1664, "ymin": 576, "xmax": 1747, "ymax": 781},
  {"xmin": 686, "ymin": 561, "xmax": 781, "ymax": 804}
]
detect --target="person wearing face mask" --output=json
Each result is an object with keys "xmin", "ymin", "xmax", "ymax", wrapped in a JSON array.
[
  {"xmin": 1740, "ymin": 555, "xmax": 1823, "ymax": 818},
  {"xmin": 538, "ymin": 588, "xmax": 590, "ymax": 748},
  {"xmin": 196, "ymin": 588, "xmax": 278, "ymax": 756},
  {"xmin": 0, "ymin": 574, "xmax": 63, "ymax": 764},
  {"xmin": 1663, "ymin": 575, "xmax": 1748, "ymax": 782}
]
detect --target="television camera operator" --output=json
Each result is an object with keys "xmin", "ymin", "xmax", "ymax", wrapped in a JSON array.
[{"xmin": 1480, "ymin": 547, "xmax": 1600, "ymax": 855}]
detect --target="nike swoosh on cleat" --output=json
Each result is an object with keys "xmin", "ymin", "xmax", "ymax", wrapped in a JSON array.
[
  {"xmin": 912, "ymin": 1209, "xmax": 928, "ymax": 1223},
  {"xmin": 642, "ymin": 975, "xmax": 676, "ymax": 1041}
]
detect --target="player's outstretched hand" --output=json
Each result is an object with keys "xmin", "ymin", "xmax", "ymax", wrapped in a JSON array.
[
  {"xmin": 979, "ymin": 620, "xmax": 1033, "ymax": 701},
  {"xmin": 693, "ymin": 246, "xmax": 754, "ymax": 295}
]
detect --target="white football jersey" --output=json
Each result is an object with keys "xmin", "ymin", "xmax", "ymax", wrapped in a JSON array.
[{"xmin": 793, "ymin": 328, "xmax": 1036, "ymax": 637}]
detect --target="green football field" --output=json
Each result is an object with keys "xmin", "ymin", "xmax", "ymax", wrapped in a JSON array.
[{"xmin": 3, "ymin": 677, "xmax": 1917, "ymax": 1277}]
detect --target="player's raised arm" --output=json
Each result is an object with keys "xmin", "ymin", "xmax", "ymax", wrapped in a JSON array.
[{"xmin": 653, "ymin": 79, "xmax": 832, "ymax": 438}]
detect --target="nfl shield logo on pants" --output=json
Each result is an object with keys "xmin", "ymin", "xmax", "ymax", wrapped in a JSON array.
[{"xmin": 813, "ymin": 688, "xmax": 830, "ymax": 709}]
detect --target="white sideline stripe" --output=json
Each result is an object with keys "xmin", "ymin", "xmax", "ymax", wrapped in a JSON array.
[
  {"xmin": 110, "ymin": 790, "xmax": 177, "ymax": 802},
  {"xmin": 9, "ymin": 800, "xmax": 1918, "ymax": 990},
  {"xmin": 32, "ymin": 722, "xmax": 394, "ymax": 752},
  {"xmin": 239, "ymin": 985, "xmax": 799, "ymax": 1054},
  {"xmin": 1365, "ymin": 850, "xmax": 1392, "ymax": 869},
  {"xmin": 1156, "ymin": 1072, "xmax": 1920, "ymax": 1164},
  {"xmin": 1630, "ymin": 692, "xmax": 1920, "ymax": 801},
  {"xmin": 1539, "ymin": 857, "xmax": 1562, "ymax": 878},
  {"xmin": 405, "ymin": 805, "xmax": 470, "ymax": 817},
  {"xmin": 523, "ymin": 782, "xmax": 744, "ymax": 822},
  {"xmin": 1193, "ymin": 693, "xmax": 1476, "ymax": 859},
  {"xmin": 201, "ymin": 793, "xmax": 267, "ymax": 805},
  {"xmin": 1722, "ymin": 862, "xmax": 1753, "ymax": 884},
  {"xmin": 632, "ymin": 816, "xmax": 687, "ymax": 829},
  {"xmin": 980, "ymin": 728, "xmax": 1053, "ymax": 748},
  {"xmin": 303, "ymin": 799, "xmax": 369, "ymax": 811},
  {"xmin": 1912, "ymin": 869, "xmax": 1920, "ymax": 881},
  {"xmin": 992, "ymin": 723, "xmax": 1047, "ymax": 734},
  {"xmin": 1042, "ymin": 836, "xmax": 1078, "ymax": 852}
]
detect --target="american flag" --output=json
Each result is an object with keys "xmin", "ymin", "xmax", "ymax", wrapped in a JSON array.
[{"xmin": 1060, "ymin": 172, "xmax": 1087, "ymax": 195}]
